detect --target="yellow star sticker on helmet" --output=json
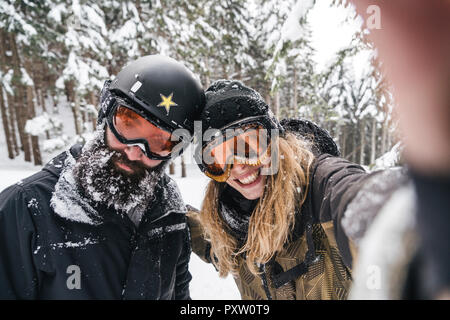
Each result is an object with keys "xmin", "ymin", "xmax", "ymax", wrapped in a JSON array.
[{"xmin": 157, "ymin": 92, "xmax": 178, "ymax": 115}]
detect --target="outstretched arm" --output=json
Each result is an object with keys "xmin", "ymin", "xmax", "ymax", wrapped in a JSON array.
[{"xmin": 310, "ymin": 154, "xmax": 406, "ymax": 268}]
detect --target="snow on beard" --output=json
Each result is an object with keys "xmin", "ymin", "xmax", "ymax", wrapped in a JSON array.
[{"xmin": 73, "ymin": 123, "xmax": 167, "ymax": 219}]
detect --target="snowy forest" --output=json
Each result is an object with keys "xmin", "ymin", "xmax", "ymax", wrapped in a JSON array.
[{"xmin": 0, "ymin": 0, "xmax": 399, "ymax": 173}]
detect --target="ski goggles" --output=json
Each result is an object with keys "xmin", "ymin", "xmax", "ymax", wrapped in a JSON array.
[
  {"xmin": 200, "ymin": 116, "xmax": 277, "ymax": 182},
  {"xmin": 106, "ymin": 98, "xmax": 182, "ymax": 160}
]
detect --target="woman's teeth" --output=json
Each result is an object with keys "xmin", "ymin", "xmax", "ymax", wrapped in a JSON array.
[
  {"xmin": 238, "ymin": 169, "xmax": 260, "ymax": 185},
  {"xmin": 235, "ymin": 146, "xmax": 270, "ymax": 166}
]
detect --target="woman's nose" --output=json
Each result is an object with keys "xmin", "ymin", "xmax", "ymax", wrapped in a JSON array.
[{"xmin": 230, "ymin": 162, "xmax": 248, "ymax": 176}]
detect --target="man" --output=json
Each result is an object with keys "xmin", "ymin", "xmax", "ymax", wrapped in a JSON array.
[{"xmin": 0, "ymin": 55, "xmax": 205, "ymax": 299}]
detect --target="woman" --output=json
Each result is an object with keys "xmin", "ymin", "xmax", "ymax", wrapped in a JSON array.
[{"xmin": 188, "ymin": 80, "xmax": 402, "ymax": 300}]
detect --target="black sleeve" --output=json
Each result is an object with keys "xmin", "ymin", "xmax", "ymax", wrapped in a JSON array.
[
  {"xmin": 174, "ymin": 225, "xmax": 192, "ymax": 300},
  {"xmin": 310, "ymin": 154, "xmax": 407, "ymax": 269},
  {"xmin": 310, "ymin": 154, "xmax": 377, "ymax": 268},
  {"xmin": 341, "ymin": 166, "xmax": 408, "ymax": 244},
  {"xmin": 0, "ymin": 184, "xmax": 39, "ymax": 299}
]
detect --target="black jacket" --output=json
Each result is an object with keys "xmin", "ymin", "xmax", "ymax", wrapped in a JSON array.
[{"xmin": 0, "ymin": 145, "xmax": 191, "ymax": 299}]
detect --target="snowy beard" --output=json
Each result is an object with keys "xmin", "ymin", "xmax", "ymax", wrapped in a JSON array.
[{"xmin": 72, "ymin": 124, "xmax": 167, "ymax": 225}]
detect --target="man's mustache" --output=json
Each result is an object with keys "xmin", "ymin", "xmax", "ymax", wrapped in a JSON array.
[
  {"xmin": 109, "ymin": 151, "xmax": 148, "ymax": 176},
  {"xmin": 108, "ymin": 150, "xmax": 166, "ymax": 177}
]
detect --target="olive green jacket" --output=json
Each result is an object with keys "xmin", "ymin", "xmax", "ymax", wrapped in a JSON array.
[{"xmin": 187, "ymin": 154, "xmax": 382, "ymax": 300}]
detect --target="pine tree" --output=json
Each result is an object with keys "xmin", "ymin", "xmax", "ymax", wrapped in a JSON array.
[
  {"xmin": 0, "ymin": 0, "xmax": 57, "ymax": 164},
  {"xmin": 263, "ymin": 0, "xmax": 314, "ymax": 117},
  {"xmin": 50, "ymin": 0, "xmax": 109, "ymax": 137}
]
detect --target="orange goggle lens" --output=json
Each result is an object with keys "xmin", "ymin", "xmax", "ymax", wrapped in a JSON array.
[
  {"xmin": 202, "ymin": 124, "xmax": 270, "ymax": 182},
  {"xmin": 113, "ymin": 105, "xmax": 177, "ymax": 155}
]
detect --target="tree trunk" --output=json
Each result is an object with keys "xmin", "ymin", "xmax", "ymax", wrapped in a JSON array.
[
  {"xmin": 181, "ymin": 155, "xmax": 186, "ymax": 178},
  {"xmin": 32, "ymin": 61, "xmax": 45, "ymax": 112},
  {"xmin": 292, "ymin": 66, "xmax": 298, "ymax": 117},
  {"xmin": 47, "ymin": 65, "xmax": 59, "ymax": 114},
  {"xmin": 0, "ymin": 30, "xmax": 18, "ymax": 156},
  {"xmin": 169, "ymin": 161, "xmax": 175, "ymax": 175},
  {"xmin": 334, "ymin": 121, "xmax": 341, "ymax": 150},
  {"xmin": 359, "ymin": 119, "xmax": 366, "ymax": 165},
  {"xmin": 351, "ymin": 127, "xmax": 357, "ymax": 163},
  {"xmin": 370, "ymin": 117, "xmax": 377, "ymax": 164},
  {"xmin": 24, "ymin": 58, "xmax": 43, "ymax": 166},
  {"xmin": 66, "ymin": 81, "xmax": 82, "ymax": 135},
  {"xmin": 386, "ymin": 123, "xmax": 392, "ymax": 152},
  {"xmin": 0, "ymin": 88, "xmax": 14, "ymax": 159},
  {"xmin": 203, "ymin": 57, "xmax": 210, "ymax": 88},
  {"xmin": 9, "ymin": 32, "xmax": 32, "ymax": 162},
  {"xmin": 341, "ymin": 127, "xmax": 347, "ymax": 157},
  {"xmin": 50, "ymin": 91, "xmax": 58, "ymax": 113},
  {"xmin": 26, "ymin": 85, "xmax": 42, "ymax": 166},
  {"xmin": 272, "ymin": 91, "xmax": 280, "ymax": 119},
  {"xmin": 74, "ymin": 93, "xmax": 83, "ymax": 134},
  {"xmin": 381, "ymin": 116, "xmax": 388, "ymax": 155},
  {"xmin": 135, "ymin": 0, "xmax": 142, "ymax": 17},
  {"xmin": 235, "ymin": 62, "xmax": 243, "ymax": 81},
  {"xmin": 221, "ymin": 62, "xmax": 228, "ymax": 79},
  {"xmin": 81, "ymin": 103, "xmax": 87, "ymax": 124},
  {"xmin": 6, "ymin": 93, "xmax": 19, "ymax": 155},
  {"xmin": 89, "ymin": 91, "xmax": 97, "ymax": 131},
  {"xmin": 265, "ymin": 92, "xmax": 271, "ymax": 112},
  {"xmin": 33, "ymin": 60, "xmax": 49, "ymax": 139},
  {"xmin": 0, "ymin": 30, "xmax": 15, "ymax": 159},
  {"xmin": 39, "ymin": 61, "xmax": 47, "ymax": 113},
  {"xmin": 14, "ymin": 87, "xmax": 32, "ymax": 162}
]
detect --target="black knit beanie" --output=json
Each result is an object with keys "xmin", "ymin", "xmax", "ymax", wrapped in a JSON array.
[{"xmin": 201, "ymin": 80, "xmax": 282, "ymax": 131}]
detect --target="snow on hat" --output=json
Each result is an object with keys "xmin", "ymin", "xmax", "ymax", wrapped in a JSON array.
[
  {"xmin": 280, "ymin": 118, "xmax": 341, "ymax": 157},
  {"xmin": 201, "ymin": 79, "xmax": 282, "ymax": 131},
  {"xmin": 97, "ymin": 80, "xmax": 115, "ymax": 125}
]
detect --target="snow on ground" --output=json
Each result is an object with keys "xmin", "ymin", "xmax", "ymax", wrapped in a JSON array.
[
  {"xmin": 0, "ymin": 156, "xmax": 240, "ymax": 299},
  {"xmin": 171, "ymin": 162, "xmax": 240, "ymax": 300}
]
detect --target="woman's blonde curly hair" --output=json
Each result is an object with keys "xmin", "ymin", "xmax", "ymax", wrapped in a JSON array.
[{"xmin": 199, "ymin": 132, "xmax": 315, "ymax": 276}]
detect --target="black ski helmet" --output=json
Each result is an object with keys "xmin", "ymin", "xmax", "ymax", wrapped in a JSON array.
[{"xmin": 98, "ymin": 55, "xmax": 205, "ymax": 136}]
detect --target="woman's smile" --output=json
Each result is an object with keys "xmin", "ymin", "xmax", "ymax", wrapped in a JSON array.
[
  {"xmin": 234, "ymin": 167, "xmax": 263, "ymax": 186},
  {"xmin": 227, "ymin": 165, "xmax": 267, "ymax": 200}
]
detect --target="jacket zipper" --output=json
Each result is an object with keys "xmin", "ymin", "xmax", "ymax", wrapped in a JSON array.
[{"xmin": 259, "ymin": 264, "xmax": 273, "ymax": 300}]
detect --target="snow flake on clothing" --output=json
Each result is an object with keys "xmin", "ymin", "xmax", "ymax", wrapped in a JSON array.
[
  {"xmin": 220, "ymin": 203, "xmax": 250, "ymax": 234},
  {"xmin": 218, "ymin": 201, "xmax": 251, "ymax": 246},
  {"xmin": 50, "ymin": 151, "xmax": 101, "ymax": 225},
  {"xmin": 49, "ymin": 238, "xmax": 99, "ymax": 250},
  {"xmin": 47, "ymin": 155, "xmax": 65, "ymax": 169},
  {"xmin": 148, "ymin": 222, "xmax": 187, "ymax": 239},
  {"xmin": 27, "ymin": 198, "xmax": 39, "ymax": 209}
]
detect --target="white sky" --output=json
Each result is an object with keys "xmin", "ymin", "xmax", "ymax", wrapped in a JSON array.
[{"xmin": 308, "ymin": 0, "xmax": 371, "ymax": 75}]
